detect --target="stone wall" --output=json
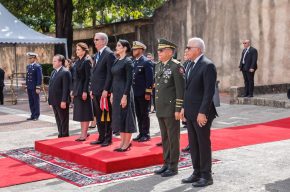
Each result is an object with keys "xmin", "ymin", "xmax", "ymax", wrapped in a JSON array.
[{"xmin": 153, "ymin": 0, "xmax": 290, "ymax": 90}]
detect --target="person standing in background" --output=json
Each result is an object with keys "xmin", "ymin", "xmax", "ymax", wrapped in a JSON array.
[
  {"xmin": 25, "ymin": 52, "xmax": 42, "ymax": 121},
  {"xmin": 132, "ymin": 41, "xmax": 154, "ymax": 142},
  {"xmin": 0, "ymin": 67, "xmax": 5, "ymax": 105},
  {"xmin": 239, "ymin": 39, "xmax": 258, "ymax": 97}
]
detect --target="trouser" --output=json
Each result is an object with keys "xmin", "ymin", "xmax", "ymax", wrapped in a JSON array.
[
  {"xmin": 0, "ymin": 86, "xmax": 3, "ymax": 104},
  {"xmin": 134, "ymin": 96, "xmax": 150, "ymax": 136},
  {"xmin": 187, "ymin": 116, "xmax": 213, "ymax": 179},
  {"xmin": 52, "ymin": 104, "xmax": 69, "ymax": 137},
  {"xmin": 242, "ymin": 70, "xmax": 255, "ymax": 96},
  {"xmin": 157, "ymin": 117, "xmax": 180, "ymax": 171},
  {"xmin": 92, "ymin": 94, "xmax": 112, "ymax": 142},
  {"xmin": 27, "ymin": 89, "xmax": 40, "ymax": 118}
]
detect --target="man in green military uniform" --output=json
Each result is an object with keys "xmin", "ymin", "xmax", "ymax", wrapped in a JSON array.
[{"xmin": 153, "ymin": 39, "xmax": 185, "ymax": 177}]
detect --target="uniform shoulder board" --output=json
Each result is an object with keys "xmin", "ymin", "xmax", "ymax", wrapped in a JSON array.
[{"xmin": 171, "ymin": 59, "xmax": 180, "ymax": 65}]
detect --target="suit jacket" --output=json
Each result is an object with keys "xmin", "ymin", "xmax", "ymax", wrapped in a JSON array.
[
  {"xmin": 133, "ymin": 55, "xmax": 154, "ymax": 97},
  {"xmin": 48, "ymin": 66, "xmax": 72, "ymax": 106},
  {"xmin": 184, "ymin": 55, "xmax": 218, "ymax": 120},
  {"xmin": 0, "ymin": 68, "xmax": 4, "ymax": 87},
  {"xmin": 239, "ymin": 46, "xmax": 258, "ymax": 71},
  {"xmin": 25, "ymin": 63, "xmax": 42, "ymax": 90},
  {"xmin": 71, "ymin": 56, "xmax": 91, "ymax": 96},
  {"xmin": 90, "ymin": 47, "xmax": 116, "ymax": 95}
]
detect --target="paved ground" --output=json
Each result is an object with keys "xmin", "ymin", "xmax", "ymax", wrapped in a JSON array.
[{"xmin": 0, "ymin": 92, "xmax": 290, "ymax": 192}]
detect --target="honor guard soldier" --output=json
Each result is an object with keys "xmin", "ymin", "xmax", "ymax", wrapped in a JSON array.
[
  {"xmin": 153, "ymin": 39, "xmax": 185, "ymax": 177},
  {"xmin": 132, "ymin": 41, "xmax": 154, "ymax": 142},
  {"xmin": 25, "ymin": 52, "xmax": 43, "ymax": 121}
]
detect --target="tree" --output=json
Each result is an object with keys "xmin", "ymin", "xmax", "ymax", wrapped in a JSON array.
[{"xmin": 54, "ymin": 0, "xmax": 73, "ymax": 57}]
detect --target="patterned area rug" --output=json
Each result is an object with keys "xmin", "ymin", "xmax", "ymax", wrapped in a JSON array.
[{"xmin": 1, "ymin": 148, "xmax": 220, "ymax": 187}]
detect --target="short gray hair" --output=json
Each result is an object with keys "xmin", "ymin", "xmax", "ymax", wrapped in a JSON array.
[
  {"xmin": 95, "ymin": 32, "xmax": 108, "ymax": 45},
  {"xmin": 188, "ymin": 37, "xmax": 205, "ymax": 53}
]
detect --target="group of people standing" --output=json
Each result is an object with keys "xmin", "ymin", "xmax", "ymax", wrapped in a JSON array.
[
  {"xmin": 23, "ymin": 32, "xmax": 258, "ymax": 188},
  {"xmin": 48, "ymin": 32, "xmax": 154, "ymax": 153}
]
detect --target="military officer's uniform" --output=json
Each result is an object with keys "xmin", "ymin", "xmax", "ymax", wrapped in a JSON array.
[
  {"xmin": 132, "ymin": 41, "xmax": 154, "ymax": 142},
  {"xmin": 154, "ymin": 39, "xmax": 185, "ymax": 177},
  {"xmin": 25, "ymin": 52, "xmax": 42, "ymax": 120}
]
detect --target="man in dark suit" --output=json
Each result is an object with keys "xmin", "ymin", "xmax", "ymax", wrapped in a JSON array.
[
  {"xmin": 239, "ymin": 39, "xmax": 258, "ymax": 97},
  {"xmin": 0, "ymin": 67, "xmax": 5, "ymax": 105},
  {"xmin": 48, "ymin": 54, "xmax": 72, "ymax": 138},
  {"xmin": 25, "ymin": 52, "xmax": 42, "ymax": 121},
  {"xmin": 132, "ymin": 41, "xmax": 154, "ymax": 142},
  {"xmin": 90, "ymin": 32, "xmax": 116, "ymax": 147},
  {"xmin": 180, "ymin": 37, "xmax": 218, "ymax": 187}
]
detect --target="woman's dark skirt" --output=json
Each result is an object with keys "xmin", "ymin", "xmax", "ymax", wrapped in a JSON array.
[{"xmin": 73, "ymin": 96, "xmax": 94, "ymax": 122}]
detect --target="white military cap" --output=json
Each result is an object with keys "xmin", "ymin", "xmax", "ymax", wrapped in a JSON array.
[
  {"xmin": 26, "ymin": 52, "xmax": 38, "ymax": 57},
  {"xmin": 132, "ymin": 41, "xmax": 147, "ymax": 50}
]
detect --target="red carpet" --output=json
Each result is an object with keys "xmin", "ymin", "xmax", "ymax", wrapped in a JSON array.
[
  {"xmin": 35, "ymin": 117, "xmax": 290, "ymax": 174},
  {"xmin": 35, "ymin": 135, "xmax": 186, "ymax": 173},
  {"xmin": 211, "ymin": 117, "xmax": 290, "ymax": 151},
  {"xmin": 0, "ymin": 157, "xmax": 55, "ymax": 188}
]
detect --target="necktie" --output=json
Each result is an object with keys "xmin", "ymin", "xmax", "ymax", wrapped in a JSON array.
[
  {"xmin": 51, "ymin": 70, "xmax": 57, "ymax": 79},
  {"xmin": 186, "ymin": 61, "xmax": 195, "ymax": 79},
  {"xmin": 242, "ymin": 48, "xmax": 248, "ymax": 64}
]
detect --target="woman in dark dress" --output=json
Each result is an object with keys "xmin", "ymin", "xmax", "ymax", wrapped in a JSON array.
[
  {"xmin": 71, "ymin": 42, "xmax": 93, "ymax": 141},
  {"xmin": 111, "ymin": 39, "xmax": 137, "ymax": 152}
]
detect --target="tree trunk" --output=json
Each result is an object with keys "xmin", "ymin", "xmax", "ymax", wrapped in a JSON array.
[{"xmin": 54, "ymin": 0, "xmax": 73, "ymax": 58}]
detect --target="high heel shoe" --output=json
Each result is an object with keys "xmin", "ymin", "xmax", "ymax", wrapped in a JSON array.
[
  {"xmin": 89, "ymin": 125, "xmax": 96, "ymax": 128},
  {"xmin": 75, "ymin": 133, "xmax": 90, "ymax": 142},
  {"xmin": 115, "ymin": 143, "xmax": 132, "ymax": 152}
]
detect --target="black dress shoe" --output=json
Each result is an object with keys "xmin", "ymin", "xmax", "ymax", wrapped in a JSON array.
[
  {"xmin": 156, "ymin": 142, "xmax": 162, "ymax": 146},
  {"xmin": 26, "ymin": 117, "xmax": 34, "ymax": 120},
  {"xmin": 133, "ymin": 134, "xmax": 142, "ymax": 141},
  {"xmin": 242, "ymin": 94, "xmax": 249, "ymax": 97},
  {"xmin": 181, "ymin": 173, "xmax": 200, "ymax": 183},
  {"xmin": 100, "ymin": 141, "xmax": 112, "ymax": 147},
  {"xmin": 181, "ymin": 145, "xmax": 190, "ymax": 153},
  {"xmin": 247, "ymin": 95, "xmax": 254, "ymax": 98},
  {"xmin": 154, "ymin": 165, "xmax": 168, "ymax": 174},
  {"xmin": 90, "ymin": 140, "xmax": 104, "ymax": 145},
  {"xmin": 138, "ymin": 135, "xmax": 150, "ymax": 142},
  {"xmin": 192, "ymin": 178, "xmax": 213, "ymax": 187},
  {"xmin": 161, "ymin": 169, "xmax": 178, "ymax": 177}
]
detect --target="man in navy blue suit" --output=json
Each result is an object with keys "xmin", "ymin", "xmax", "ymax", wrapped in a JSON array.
[
  {"xmin": 132, "ymin": 41, "xmax": 154, "ymax": 142},
  {"xmin": 25, "ymin": 52, "xmax": 42, "ymax": 121}
]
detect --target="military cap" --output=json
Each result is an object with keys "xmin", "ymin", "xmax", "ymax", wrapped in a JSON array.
[
  {"xmin": 26, "ymin": 52, "xmax": 38, "ymax": 57},
  {"xmin": 157, "ymin": 38, "xmax": 177, "ymax": 50},
  {"xmin": 132, "ymin": 41, "xmax": 147, "ymax": 50}
]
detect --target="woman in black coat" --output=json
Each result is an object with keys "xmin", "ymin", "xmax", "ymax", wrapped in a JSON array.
[
  {"xmin": 110, "ymin": 39, "xmax": 137, "ymax": 152},
  {"xmin": 71, "ymin": 42, "xmax": 93, "ymax": 141}
]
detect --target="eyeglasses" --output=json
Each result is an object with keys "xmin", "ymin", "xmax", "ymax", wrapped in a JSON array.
[
  {"xmin": 185, "ymin": 46, "xmax": 199, "ymax": 50},
  {"xmin": 93, "ymin": 38, "xmax": 103, "ymax": 42}
]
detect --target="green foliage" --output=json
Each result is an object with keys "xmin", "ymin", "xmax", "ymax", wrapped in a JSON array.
[
  {"xmin": 0, "ymin": 0, "xmax": 54, "ymax": 32},
  {"xmin": 41, "ymin": 63, "xmax": 53, "ymax": 84},
  {"xmin": 0, "ymin": 0, "xmax": 167, "ymax": 31}
]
